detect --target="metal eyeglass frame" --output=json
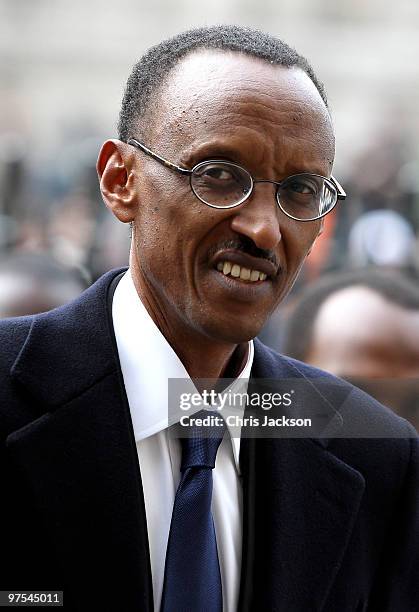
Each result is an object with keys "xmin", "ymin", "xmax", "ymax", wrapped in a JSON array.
[{"xmin": 127, "ymin": 138, "xmax": 346, "ymax": 222}]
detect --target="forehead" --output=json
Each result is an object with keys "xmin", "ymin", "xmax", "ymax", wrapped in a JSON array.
[{"xmin": 149, "ymin": 49, "xmax": 334, "ymax": 172}]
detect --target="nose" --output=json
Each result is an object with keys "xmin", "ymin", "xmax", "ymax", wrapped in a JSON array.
[{"xmin": 229, "ymin": 182, "xmax": 282, "ymax": 251}]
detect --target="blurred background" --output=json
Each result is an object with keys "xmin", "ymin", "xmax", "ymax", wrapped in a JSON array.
[
  {"xmin": 1, "ymin": 0, "xmax": 419, "ymax": 426},
  {"xmin": 1, "ymin": 0, "xmax": 419, "ymax": 287},
  {"xmin": 2, "ymin": 0, "xmax": 419, "ymax": 286}
]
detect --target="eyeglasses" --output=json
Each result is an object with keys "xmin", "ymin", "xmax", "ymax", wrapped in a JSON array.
[{"xmin": 127, "ymin": 138, "xmax": 346, "ymax": 222}]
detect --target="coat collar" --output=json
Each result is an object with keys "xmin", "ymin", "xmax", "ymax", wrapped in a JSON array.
[{"xmin": 8, "ymin": 269, "xmax": 365, "ymax": 612}]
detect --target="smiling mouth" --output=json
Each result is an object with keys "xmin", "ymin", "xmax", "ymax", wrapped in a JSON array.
[{"xmin": 216, "ymin": 261, "xmax": 268, "ymax": 282}]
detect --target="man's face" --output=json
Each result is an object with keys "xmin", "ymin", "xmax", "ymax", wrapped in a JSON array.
[{"xmin": 130, "ymin": 50, "xmax": 335, "ymax": 344}]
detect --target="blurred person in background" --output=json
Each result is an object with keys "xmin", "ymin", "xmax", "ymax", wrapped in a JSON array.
[
  {"xmin": 282, "ymin": 268, "xmax": 419, "ymax": 431},
  {"xmin": 0, "ymin": 25, "xmax": 417, "ymax": 612},
  {"xmin": 0, "ymin": 252, "xmax": 88, "ymax": 318}
]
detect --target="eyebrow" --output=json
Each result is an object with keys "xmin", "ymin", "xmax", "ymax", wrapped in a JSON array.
[
  {"xmin": 179, "ymin": 141, "xmax": 251, "ymax": 168},
  {"xmin": 180, "ymin": 142, "xmax": 331, "ymax": 180}
]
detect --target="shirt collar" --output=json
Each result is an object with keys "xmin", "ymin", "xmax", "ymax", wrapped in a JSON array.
[{"xmin": 112, "ymin": 269, "xmax": 254, "ymax": 471}]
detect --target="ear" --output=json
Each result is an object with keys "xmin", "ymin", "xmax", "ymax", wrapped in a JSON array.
[{"xmin": 97, "ymin": 139, "xmax": 139, "ymax": 223}]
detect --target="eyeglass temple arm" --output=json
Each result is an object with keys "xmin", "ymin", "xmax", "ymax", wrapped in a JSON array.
[
  {"xmin": 127, "ymin": 138, "xmax": 192, "ymax": 175},
  {"xmin": 331, "ymin": 175, "xmax": 346, "ymax": 200}
]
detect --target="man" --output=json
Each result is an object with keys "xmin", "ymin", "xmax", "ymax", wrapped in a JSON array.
[
  {"xmin": 0, "ymin": 26, "xmax": 417, "ymax": 612},
  {"xmin": 282, "ymin": 268, "xmax": 419, "ymax": 430}
]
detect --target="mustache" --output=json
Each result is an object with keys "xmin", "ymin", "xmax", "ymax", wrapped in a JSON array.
[{"xmin": 208, "ymin": 237, "xmax": 278, "ymax": 268}]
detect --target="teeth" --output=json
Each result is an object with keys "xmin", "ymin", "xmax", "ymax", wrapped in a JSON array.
[
  {"xmin": 216, "ymin": 261, "xmax": 268, "ymax": 282},
  {"xmin": 223, "ymin": 261, "xmax": 232, "ymax": 275},
  {"xmin": 231, "ymin": 264, "xmax": 241, "ymax": 278}
]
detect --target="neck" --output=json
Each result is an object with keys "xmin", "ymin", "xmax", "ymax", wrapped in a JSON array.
[{"xmin": 174, "ymin": 330, "xmax": 248, "ymax": 382}]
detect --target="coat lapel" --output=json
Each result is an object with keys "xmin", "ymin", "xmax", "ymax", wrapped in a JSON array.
[
  {"xmin": 6, "ymin": 269, "xmax": 153, "ymax": 611},
  {"xmin": 238, "ymin": 341, "xmax": 365, "ymax": 612}
]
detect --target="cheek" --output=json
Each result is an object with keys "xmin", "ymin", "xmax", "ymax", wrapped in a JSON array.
[
  {"xmin": 140, "ymin": 169, "xmax": 206, "ymax": 231},
  {"xmin": 133, "ymin": 184, "xmax": 211, "ymax": 289},
  {"xmin": 283, "ymin": 221, "xmax": 321, "ymax": 265},
  {"xmin": 134, "ymin": 175, "xmax": 185, "ymax": 246}
]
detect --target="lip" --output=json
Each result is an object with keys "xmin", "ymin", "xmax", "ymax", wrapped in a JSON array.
[
  {"xmin": 210, "ymin": 266, "xmax": 274, "ymax": 299},
  {"xmin": 210, "ymin": 249, "xmax": 279, "ymax": 278}
]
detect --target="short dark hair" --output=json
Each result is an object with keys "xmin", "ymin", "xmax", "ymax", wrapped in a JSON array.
[
  {"xmin": 282, "ymin": 269, "xmax": 419, "ymax": 361},
  {"xmin": 118, "ymin": 24, "xmax": 328, "ymax": 143}
]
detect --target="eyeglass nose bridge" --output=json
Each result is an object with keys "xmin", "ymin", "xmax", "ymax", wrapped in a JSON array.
[
  {"xmin": 247, "ymin": 177, "xmax": 284, "ymax": 210},
  {"xmin": 221, "ymin": 176, "xmax": 288, "ymax": 214}
]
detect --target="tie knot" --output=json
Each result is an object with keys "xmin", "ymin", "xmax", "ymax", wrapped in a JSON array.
[{"xmin": 180, "ymin": 411, "xmax": 226, "ymax": 471}]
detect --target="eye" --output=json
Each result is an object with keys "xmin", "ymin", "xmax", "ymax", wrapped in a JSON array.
[
  {"xmin": 287, "ymin": 179, "xmax": 316, "ymax": 195},
  {"xmin": 200, "ymin": 165, "xmax": 236, "ymax": 181},
  {"xmin": 284, "ymin": 175, "xmax": 321, "ymax": 196}
]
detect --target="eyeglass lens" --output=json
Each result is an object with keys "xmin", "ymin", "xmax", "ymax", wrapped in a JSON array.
[
  {"xmin": 191, "ymin": 162, "xmax": 250, "ymax": 208},
  {"xmin": 191, "ymin": 160, "xmax": 337, "ymax": 220}
]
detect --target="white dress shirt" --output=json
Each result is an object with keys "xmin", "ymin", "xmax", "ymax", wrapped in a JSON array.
[{"xmin": 112, "ymin": 269, "xmax": 254, "ymax": 612}]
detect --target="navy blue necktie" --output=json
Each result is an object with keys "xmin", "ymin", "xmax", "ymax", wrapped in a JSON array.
[{"xmin": 160, "ymin": 413, "xmax": 226, "ymax": 612}]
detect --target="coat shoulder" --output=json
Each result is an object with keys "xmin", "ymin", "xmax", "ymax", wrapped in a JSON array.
[{"xmin": 0, "ymin": 268, "xmax": 126, "ymax": 436}]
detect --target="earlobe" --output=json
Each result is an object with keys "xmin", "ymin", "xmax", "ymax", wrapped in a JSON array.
[{"xmin": 97, "ymin": 139, "xmax": 139, "ymax": 223}]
